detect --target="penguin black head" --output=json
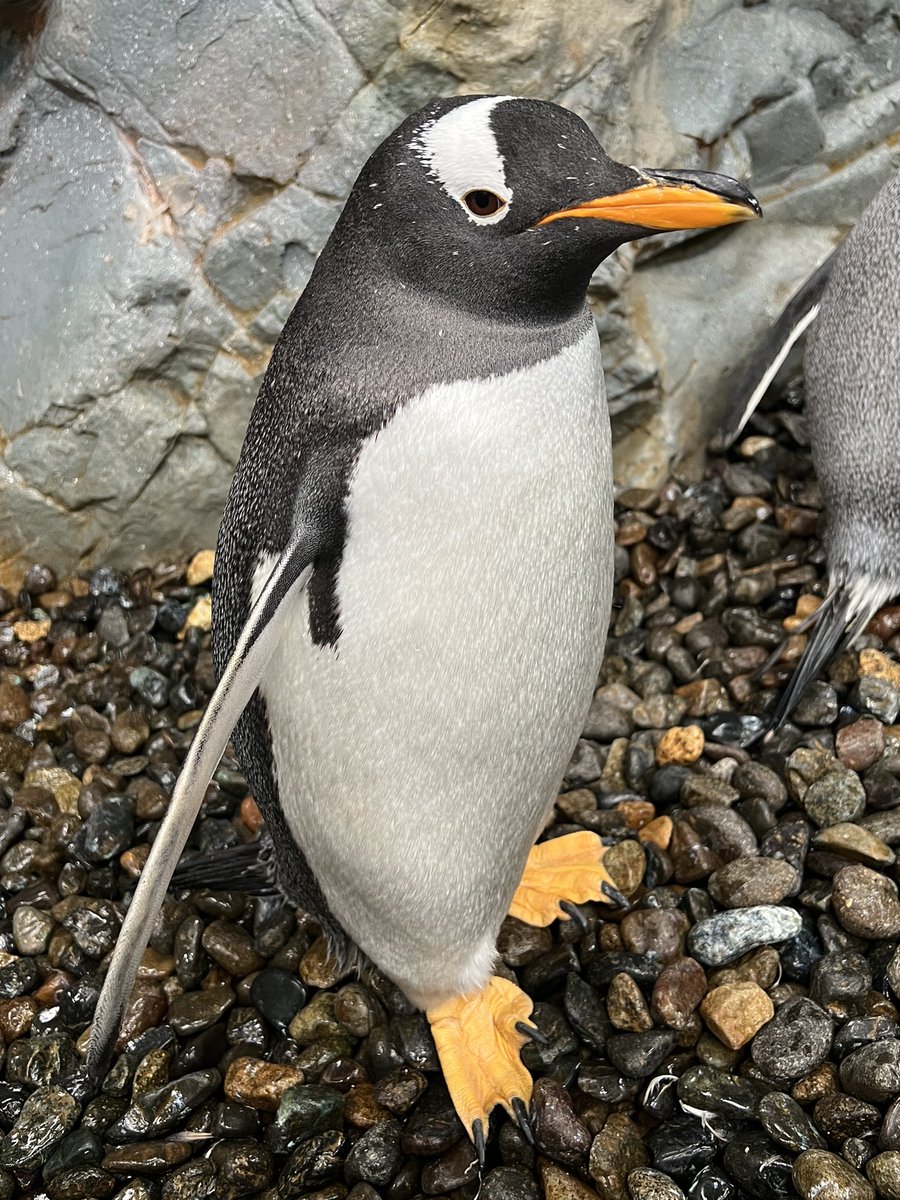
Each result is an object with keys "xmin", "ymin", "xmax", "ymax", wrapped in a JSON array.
[{"xmin": 333, "ymin": 95, "xmax": 761, "ymax": 324}]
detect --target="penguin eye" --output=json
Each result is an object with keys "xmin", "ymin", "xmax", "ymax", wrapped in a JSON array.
[{"xmin": 462, "ymin": 189, "xmax": 507, "ymax": 219}]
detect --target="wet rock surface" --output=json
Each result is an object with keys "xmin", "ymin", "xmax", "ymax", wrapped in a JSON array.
[{"xmin": 1, "ymin": 379, "xmax": 900, "ymax": 1194}]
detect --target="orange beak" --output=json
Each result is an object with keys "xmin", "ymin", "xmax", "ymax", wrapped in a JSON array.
[{"xmin": 537, "ymin": 168, "xmax": 761, "ymax": 232}]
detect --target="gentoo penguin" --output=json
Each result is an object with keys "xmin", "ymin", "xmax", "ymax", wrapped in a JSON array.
[
  {"xmin": 720, "ymin": 170, "xmax": 899, "ymax": 729},
  {"xmin": 88, "ymin": 96, "xmax": 759, "ymax": 1147}
]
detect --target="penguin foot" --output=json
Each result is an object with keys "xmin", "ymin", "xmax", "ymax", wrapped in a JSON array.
[
  {"xmin": 427, "ymin": 976, "xmax": 533, "ymax": 1155},
  {"xmin": 508, "ymin": 830, "xmax": 616, "ymax": 926}
]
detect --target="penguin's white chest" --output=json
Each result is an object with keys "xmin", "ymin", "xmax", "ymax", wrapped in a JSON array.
[{"xmin": 258, "ymin": 323, "xmax": 613, "ymax": 1006}]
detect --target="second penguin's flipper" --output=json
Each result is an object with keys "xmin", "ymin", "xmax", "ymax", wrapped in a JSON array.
[
  {"xmin": 716, "ymin": 252, "xmax": 836, "ymax": 450},
  {"xmin": 508, "ymin": 830, "xmax": 618, "ymax": 927},
  {"xmin": 428, "ymin": 976, "xmax": 534, "ymax": 1160},
  {"xmin": 85, "ymin": 530, "xmax": 321, "ymax": 1079}
]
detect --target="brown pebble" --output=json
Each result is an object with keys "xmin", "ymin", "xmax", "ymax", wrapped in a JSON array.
[
  {"xmin": 792, "ymin": 1149, "xmax": 874, "ymax": 1200},
  {"xmin": 599, "ymin": 924, "xmax": 623, "ymax": 952},
  {"xmin": 102, "ymin": 1140, "xmax": 193, "ymax": 1175},
  {"xmin": 669, "ymin": 820, "xmax": 716, "ymax": 883},
  {"xmin": 868, "ymin": 606, "xmax": 900, "ymax": 642},
  {"xmin": 775, "ymin": 505, "xmax": 819, "ymax": 536},
  {"xmin": 136, "ymin": 947, "xmax": 176, "ymax": 980},
  {"xmin": 34, "ymin": 970, "xmax": 73, "ymax": 1006},
  {"xmin": 603, "ymin": 839, "xmax": 646, "ymax": 896},
  {"xmin": 0, "ymin": 682, "xmax": 31, "ymax": 731},
  {"xmin": 616, "ymin": 515, "xmax": 651, "ymax": 545},
  {"xmin": 700, "ymin": 981, "xmax": 774, "ymax": 1050},
  {"xmin": 0, "ymin": 996, "xmax": 36, "ymax": 1042},
  {"xmin": 616, "ymin": 799, "xmax": 656, "ymax": 831},
  {"xmin": 621, "ymin": 908, "xmax": 689, "ymax": 963},
  {"xmin": 836, "ymin": 718, "xmax": 886, "ymax": 772},
  {"xmin": 675, "ymin": 679, "xmax": 731, "ymax": 718},
  {"xmin": 652, "ymin": 957, "xmax": 707, "ymax": 1029},
  {"xmin": 656, "ymin": 725, "xmax": 704, "ymax": 766},
  {"xmin": 708, "ymin": 856, "xmax": 799, "ymax": 908},
  {"xmin": 792, "ymin": 1062, "xmax": 840, "ymax": 1104},
  {"xmin": 201, "ymin": 920, "xmax": 265, "ymax": 977},
  {"xmin": 24, "ymin": 766, "xmax": 80, "ymax": 813},
  {"xmin": 224, "ymin": 1056, "xmax": 305, "ymax": 1111},
  {"xmin": 128, "ymin": 777, "xmax": 168, "ymax": 821},
  {"xmin": 708, "ymin": 947, "xmax": 780, "ymax": 991},
  {"xmin": 540, "ymin": 1158, "xmax": 603, "ymax": 1198},
  {"xmin": 117, "ymin": 980, "xmax": 168, "ymax": 1047},
  {"xmin": 607, "ymin": 972, "xmax": 653, "ymax": 1032},
  {"xmin": 110, "ymin": 711, "xmax": 150, "ymax": 755},
  {"xmin": 631, "ymin": 542, "xmax": 658, "ymax": 587},
  {"xmin": 589, "ymin": 1112, "xmax": 648, "ymax": 1196},
  {"xmin": 867, "ymin": 1151, "xmax": 900, "ymax": 1199},
  {"xmin": 299, "ymin": 936, "xmax": 352, "ymax": 989},
  {"xmin": 832, "ymin": 864, "xmax": 900, "ymax": 939},
  {"xmin": 812, "ymin": 824, "xmax": 895, "ymax": 869},
  {"xmin": 344, "ymin": 1082, "xmax": 391, "ymax": 1128}
]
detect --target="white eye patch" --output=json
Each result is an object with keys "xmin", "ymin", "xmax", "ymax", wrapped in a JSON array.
[{"xmin": 411, "ymin": 96, "xmax": 514, "ymax": 224}]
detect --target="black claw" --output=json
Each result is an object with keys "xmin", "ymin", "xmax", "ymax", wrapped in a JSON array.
[
  {"xmin": 472, "ymin": 1117, "xmax": 486, "ymax": 1169},
  {"xmin": 511, "ymin": 1096, "xmax": 534, "ymax": 1144},
  {"xmin": 515, "ymin": 1020, "xmax": 550, "ymax": 1046},
  {"xmin": 559, "ymin": 900, "xmax": 589, "ymax": 931},
  {"xmin": 601, "ymin": 880, "xmax": 631, "ymax": 909}
]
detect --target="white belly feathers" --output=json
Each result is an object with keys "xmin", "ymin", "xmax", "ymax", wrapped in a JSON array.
[{"xmin": 255, "ymin": 323, "xmax": 613, "ymax": 1007}]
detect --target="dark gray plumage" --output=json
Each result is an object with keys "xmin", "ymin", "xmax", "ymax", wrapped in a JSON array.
[{"xmin": 769, "ymin": 170, "xmax": 900, "ymax": 726}]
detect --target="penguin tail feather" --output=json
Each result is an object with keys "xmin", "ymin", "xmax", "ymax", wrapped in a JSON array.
[
  {"xmin": 766, "ymin": 573, "xmax": 897, "ymax": 735},
  {"xmin": 171, "ymin": 836, "xmax": 280, "ymax": 896},
  {"xmin": 766, "ymin": 590, "xmax": 848, "ymax": 733},
  {"xmin": 715, "ymin": 251, "xmax": 836, "ymax": 450}
]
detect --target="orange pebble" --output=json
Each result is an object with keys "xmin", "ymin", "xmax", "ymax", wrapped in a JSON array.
[
  {"xmin": 783, "ymin": 594, "xmax": 822, "ymax": 631},
  {"xmin": 638, "ymin": 814, "xmax": 673, "ymax": 851},
  {"xmin": 656, "ymin": 725, "xmax": 704, "ymax": 766},
  {"xmin": 241, "ymin": 795, "xmax": 264, "ymax": 832}
]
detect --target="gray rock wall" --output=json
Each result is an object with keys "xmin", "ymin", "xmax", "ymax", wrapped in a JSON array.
[{"xmin": 0, "ymin": 0, "xmax": 898, "ymax": 582}]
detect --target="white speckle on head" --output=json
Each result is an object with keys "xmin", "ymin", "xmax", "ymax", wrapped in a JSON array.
[{"xmin": 410, "ymin": 96, "xmax": 516, "ymax": 224}]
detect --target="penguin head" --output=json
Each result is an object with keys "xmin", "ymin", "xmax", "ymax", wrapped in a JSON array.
[{"xmin": 338, "ymin": 95, "xmax": 761, "ymax": 323}]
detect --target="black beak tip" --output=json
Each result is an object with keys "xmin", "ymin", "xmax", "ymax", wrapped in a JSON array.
[{"xmin": 641, "ymin": 166, "xmax": 762, "ymax": 218}]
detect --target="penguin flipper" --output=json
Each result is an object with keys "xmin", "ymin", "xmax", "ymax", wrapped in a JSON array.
[
  {"xmin": 716, "ymin": 252, "xmax": 836, "ymax": 450},
  {"xmin": 85, "ymin": 530, "xmax": 320, "ymax": 1079}
]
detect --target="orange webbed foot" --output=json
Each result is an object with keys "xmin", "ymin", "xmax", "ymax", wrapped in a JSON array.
[
  {"xmin": 427, "ymin": 976, "xmax": 536, "ymax": 1158},
  {"xmin": 508, "ymin": 829, "xmax": 622, "ymax": 926}
]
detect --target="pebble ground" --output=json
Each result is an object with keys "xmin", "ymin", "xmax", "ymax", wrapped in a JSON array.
[{"xmin": 1, "ymin": 379, "xmax": 900, "ymax": 1199}]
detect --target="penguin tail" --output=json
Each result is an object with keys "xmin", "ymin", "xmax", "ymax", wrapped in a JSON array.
[
  {"xmin": 715, "ymin": 251, "xmax": 836, "ymax": 450},
  {"xmin": 766, "ymin": 573, "xmax": 897, "ymax": 734},
  {"xmin": 170, "ymin": 835, "xmax": 280, "ymax": 896}
]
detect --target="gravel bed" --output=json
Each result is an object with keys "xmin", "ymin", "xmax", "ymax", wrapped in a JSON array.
[{"xmin": 0, "ymin": 378, "xmax": 899, "ymax": 1200}]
